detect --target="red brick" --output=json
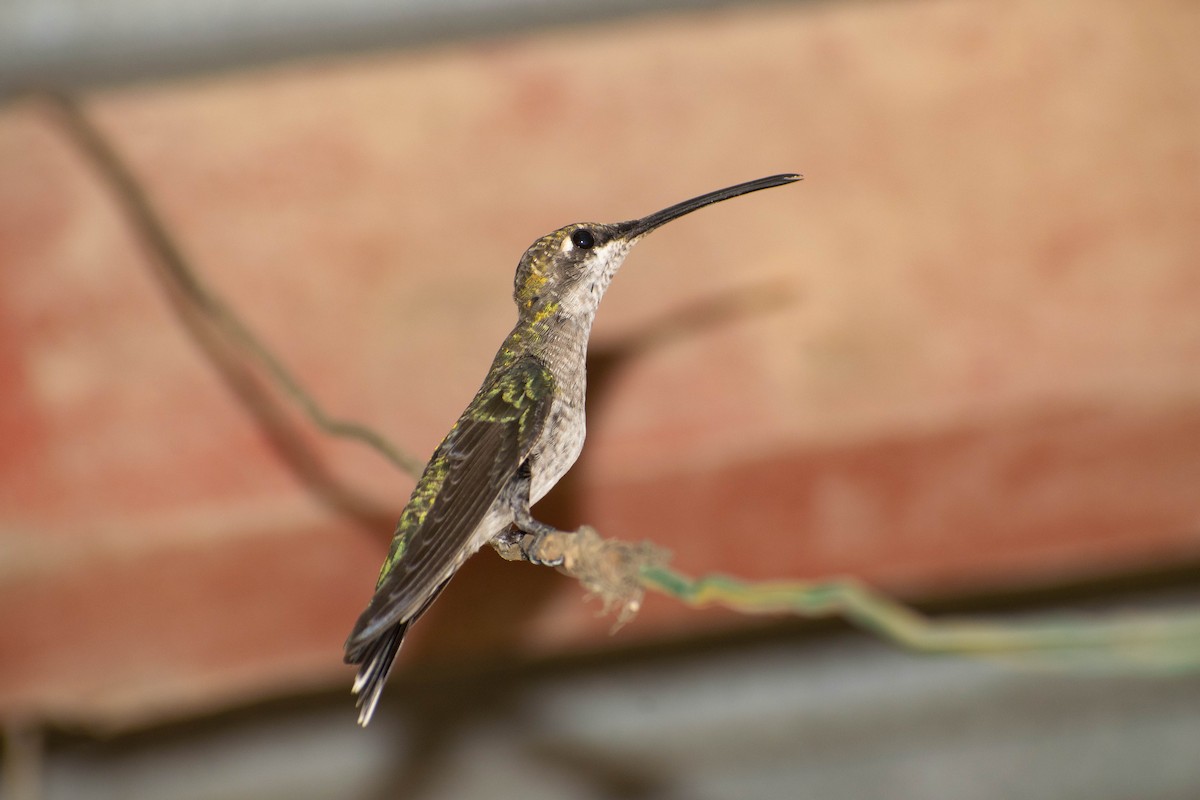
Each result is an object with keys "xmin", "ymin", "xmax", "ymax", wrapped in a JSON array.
[{"xmin": 1, "ymin": 0, "xmax": 1198, "ymax": 727}]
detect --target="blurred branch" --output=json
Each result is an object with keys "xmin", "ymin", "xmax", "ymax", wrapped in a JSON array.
[
  {"xmin": 639, "ymin": 567, "xmax": 1200, "ymax": 672},
  {"xmin": 37, "ymin": 90, "xmax": 425, "ymax": 480},
  {"xmin": 47, "ymin": 91, "xmax": 1200, "ymax": 674}
]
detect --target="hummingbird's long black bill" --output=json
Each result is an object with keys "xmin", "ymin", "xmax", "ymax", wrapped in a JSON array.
[{"xmin": 620, "ymin": 173, "xmax": 802, "ymax": 239}]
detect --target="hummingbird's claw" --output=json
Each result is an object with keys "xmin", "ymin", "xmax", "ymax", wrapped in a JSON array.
[
  {"xmin": 520, "ymin": 530, "xmax": 567, "ymax": 567},
  {"xmin": 492, "ymin": 525, "xmax": 526, "ymax": 561},
  {"xmin": 490, "ymin": 524, "xmax": 568, "ymax": 566}
]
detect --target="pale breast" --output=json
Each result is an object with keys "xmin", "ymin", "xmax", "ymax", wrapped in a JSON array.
[{"xmin": 530, "ymin": 395, "xmax": 586, "ymax": 504}]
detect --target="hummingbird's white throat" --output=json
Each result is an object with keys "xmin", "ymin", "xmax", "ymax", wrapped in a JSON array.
[{"xmin": 559, "ymin": 238, "xmax": 632, "ymax": 320}]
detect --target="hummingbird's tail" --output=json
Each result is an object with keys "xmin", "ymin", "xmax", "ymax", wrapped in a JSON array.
[
  {"xmin": 347, "ymin": 621, "xmax": 407, "ymax": 726},
  {"xmin": 343, "ymin": 577, "xmax": 451, "ymax": 726}
]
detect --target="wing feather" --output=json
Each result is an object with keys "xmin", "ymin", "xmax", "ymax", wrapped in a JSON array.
[{"xmin": 345, "ymin": 354, "xmax": 554, "ymax": 652}]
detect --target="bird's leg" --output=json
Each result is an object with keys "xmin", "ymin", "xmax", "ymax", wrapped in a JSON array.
[
  {"xmin": 503, "ymin": 461, "xmax": 568, "ymax": 567},
  {"xmin": 492, "ymin": 462, "xmax": 668, "ymax": 626}
]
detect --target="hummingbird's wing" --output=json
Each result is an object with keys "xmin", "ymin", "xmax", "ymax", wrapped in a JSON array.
[{"xmin": 345, "ymin": 354, "xmax": 555, "ymax": 655}]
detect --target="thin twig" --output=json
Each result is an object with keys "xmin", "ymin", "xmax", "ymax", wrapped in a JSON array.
[
  {"xmin": 640, "ymin": 567, "xmax": 1200, "ymax": 671},
  {"xmin": 41, "ymin": 90, "xmax": 424, "ymax": 478}
]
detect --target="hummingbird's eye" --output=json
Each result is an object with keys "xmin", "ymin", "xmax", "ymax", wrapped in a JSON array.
[{"xmin": 571, "ymin": 228, "xmax": 596, "ymax": 250}]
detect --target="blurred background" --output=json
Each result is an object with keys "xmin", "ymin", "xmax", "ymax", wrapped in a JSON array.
[{"xmin": 2, "ymin": 0, "xmax": 1200, "ymax": 798}]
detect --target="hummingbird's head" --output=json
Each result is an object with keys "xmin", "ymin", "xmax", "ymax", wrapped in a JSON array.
[
  {"xmin": 513, "ymin": 173, "xmax": 803, "ymax": 325},
  {"xmin": 513, "ymin": 222, "xmax": 633, "ymax": 324}
]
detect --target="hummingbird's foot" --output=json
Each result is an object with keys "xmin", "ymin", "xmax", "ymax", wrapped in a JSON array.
[
  {"xmin": 492, "ymin": 525, "xmax": 527, "ymax": 561},
  {"xmin": 502, "ymin": 512, "xmax": 569, "ymax": 567},
  {"xmin": 519, "ymin": 529, "xmax": 568, "ymax": 567},
  {"xmin": 492, "ymin": 523, "xmax": 567, "ymax": 566}
]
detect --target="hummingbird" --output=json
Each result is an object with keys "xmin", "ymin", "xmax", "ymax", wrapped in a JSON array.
[{"xmin": 344, "ymin": 173, "xmax": 801, "ymax": 724}]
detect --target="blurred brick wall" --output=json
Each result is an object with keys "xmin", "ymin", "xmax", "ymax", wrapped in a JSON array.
[{"xmin": 1, "ymin": 0, "xmax": 1198, "ymax": 727}]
